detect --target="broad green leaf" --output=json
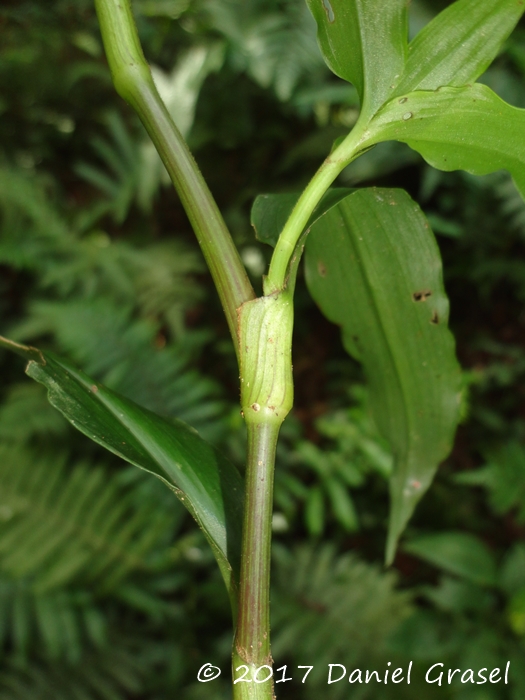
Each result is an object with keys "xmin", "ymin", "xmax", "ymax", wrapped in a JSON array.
[
  {"xmin": 368, "ymin": 84, "xmax": 525, "ymax": 199},
  {"xmin": 306, "ymin": 0, "xmax": 407, "ymax": 118},
  {"xmin": 251, "ymin": 192, "xmax": 302, "ymax": 249},
  {"xmin": 251, "ymin": 188, "xmax": 354, "ymax": 249},
  {"xmin": 303, "ymin": 189, "xmax": 461, "ymax": 563},
  {"xmin": 404, "ymin": 532, "xmax": 497, "ymax": 587},
  {"xmin": 251, "ymin": 188, "xmax": 354, "ymax": 289},
  {"xmin": 0, "ymin": 336, "xmax": 243, "ymax": 609},
  {"xmin": 394, "ymin": 0, "xmax": 525, "ymax": 96}
]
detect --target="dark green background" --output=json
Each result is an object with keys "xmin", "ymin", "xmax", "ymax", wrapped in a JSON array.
[{"xmin": 1, "ymin": 1, "xmax": 524, "ymax": 698}]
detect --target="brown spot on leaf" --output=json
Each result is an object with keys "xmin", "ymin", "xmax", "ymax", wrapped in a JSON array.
[
  {"xmin": 430, "ymin": 310, "xmax": 439, "ymax": 324},
  {"xmin": 317, "ymin": 260, "xmax": 327, "ymax": 277}
]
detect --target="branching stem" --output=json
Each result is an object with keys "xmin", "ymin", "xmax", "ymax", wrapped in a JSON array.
[{"xmin": 265, "ymin": 118, "xmax": 371, "ymax": 294}]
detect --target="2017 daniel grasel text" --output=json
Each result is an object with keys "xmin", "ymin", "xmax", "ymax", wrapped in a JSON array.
[{"xmin": 198, "ymin": 661, "xmax": 511, "ymax": 686}]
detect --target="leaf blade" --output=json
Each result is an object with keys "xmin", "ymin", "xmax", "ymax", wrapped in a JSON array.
[
  {"xmin": 0, "ymin": 335, "xmax": 243, "ymax": 608},
  {"xmin": 303, "ymin": 189, "xmax": 462, "ymax": 563},
  {"xmin": 369, "ymin": 84, "xmax": 525, "ymax": 199},
  {"xmin": 252, "ymin": 188, "xmax": 354, "ymax": 248},
  {"xmin": 395, "ymin": 0, "xmax": 525, "ymax": 96},
  {"xmin": 306, "ymin": 0, "xmax": 407, "ymax": 118}
]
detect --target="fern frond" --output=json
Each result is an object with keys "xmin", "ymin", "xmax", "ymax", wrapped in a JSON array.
[
  {"xmin": 200, "ymin": 0, "xmax": 325, "ymax": 101},
  {"xmin": 491, "ymin": 171, "xmax": 525, "ymax": 238},
  {"xmin": 0, "ymin": 444, "xmax": 180, "ymax": 660},
  {"xmin": 0, "ymin": 167, "xmax": 77, "ymax": 271},
  {"xmin": 0, "ymin": 383, "xmax": 69, "ymax": 443},
  {"xmin": 75, "ymin": 112, "xmax": 143, "ymax": 223},
  {"xmin": 10, "ymin": 300, "xmax": 226, "ymax": 439},
  {"xmin": 113, "ymin": 241, "xmax": 205, "ymax": 337},
  {"xmin": 272, "ymin": 544, "xmax": 412, "ymax": 698},
  {"xmin": 0, "ymin": 646, "xmax": 143, "ymax": 700},
  {"xmin": 0, "ymin": 166, "xmax": 206, "ymax": 337}
]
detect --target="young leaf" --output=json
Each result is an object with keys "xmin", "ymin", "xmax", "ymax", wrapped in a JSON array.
[
  {"xmin": 369, "ymin": 84, "xmax": 525, "ymax": 199},
  {"xmin": 394, "ymin": 0, "xmax": 525, "ymax": 96},
  {"xmin": 305, "ymin": 0, "xmax": 407, "ymax": 118},
  {"xmin": 0, "ymin": 336, "xmax": 243, "ymax": 609},
  {"xmin": 303, "ymin": 189, "xmax": 462, "ymax": 564}
]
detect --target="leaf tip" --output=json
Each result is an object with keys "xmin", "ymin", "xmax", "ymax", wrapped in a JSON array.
[{"xmin": 0, "ymin": 335, "xmax": 45, "ymax": 365}]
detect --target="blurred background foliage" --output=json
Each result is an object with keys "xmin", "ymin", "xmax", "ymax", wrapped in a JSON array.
[{"xmin": 0, "ymin": 0, "xmax": 525, "ymax": 697}]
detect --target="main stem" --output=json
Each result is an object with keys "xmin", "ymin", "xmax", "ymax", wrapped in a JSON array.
[
  {"xmin": 94, "ymin": 0, "xmax": 255, "ymax": 350},
  {"xmin": 95, "ymin": 6, "xmax": 375, "ymax": 699},
  {"xmin": 236, "ymin": 290, "xmax": 294, "ymax": 698},
  {"xmin": 233, "ymin": 421, "xmax": 279, "ymax": 699}
]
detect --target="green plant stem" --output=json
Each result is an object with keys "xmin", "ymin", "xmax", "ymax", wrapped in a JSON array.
[
  {"xmin": 234, "ymin": 290, "xmax": 294, "ymax": 697},
  {"xmin": 94, "ymin": 0, "xmax": 255, "ymax": 350},
  {"xmin": 265, "ymin": 118, "xmax": 371, "ymax": 294},
  {"xmin": 232, "ymin": 421, "xmax": 279, "ymax": 700}
]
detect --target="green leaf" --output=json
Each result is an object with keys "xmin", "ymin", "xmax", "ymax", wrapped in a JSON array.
[
  {"xmin": 394, "ymin": 0, "xmax": 525, "ymax": 96},
  {"xmin": 252, "ymin": 193, "xmax": 302, "ymax": 249},
  {"xmin": 507, "ymin": 587, "xmax": 525, "ymax": 635},
  {"xmin": 303, "ymin": 188, "xmax": 461, "ymax": 563},
  {"xmin": 369, "ymin": 83, "xmax": 525, "ymax": 199},
  {"xmin": 305, "ymin": 0, "xmax": 407, "ymax": 118},
  {"xmin": 325, "ymin": 477, "xmax": 358, "ymax": 532},
  {"xmin": 251, "ymin": 188, "xmax": 355, "ymax": 291},
  {"xmin": 0, "ymin": 336, "xmax": 243, "ymax": 609},
  {"xmin": 251, "ymin": 188, "xmax": 354, "ymax": 249},
  {"xmin": 500, "ymin": 543, "xmax": 525, "ymax": 595},
  {"xmin": 404, "ymin": 532, "xmax": 497, "ymax": 587},
  {"xmin": 305, "ymin": 486, "xmax": 325, "ymax": 536},
  {"xmin": 455, "ymin": 442, "xmax": 525, "ymax": 520}
]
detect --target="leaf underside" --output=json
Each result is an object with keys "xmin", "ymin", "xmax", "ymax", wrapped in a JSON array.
[
  {"xmin": 370, "ymin": 84, "xmax": 525, "ymax": 200},
  {"xmin": 252, "ymin": 187, "xmax": 353, "ymax": 249},
  {"xmin": 305, "ymin": 0, "xmax": 407, "ymax": 119},
  {"xmin": 0, "ymin": 335, "xmax": 243, "ymax": 607},
  {"xmin": 303, "ymin": 188, "xmax": 462, "ymax": 563},
  {"xmin": 394, "ymin": 0, "xmax": 525, "ymax": 95},
  {"xmin": 307, "ymin": 0, "xmax": 525, "ymax": 120},
  {"xmin": 307, "ymin": 0, "xmax": 525, "ymax": 199}
]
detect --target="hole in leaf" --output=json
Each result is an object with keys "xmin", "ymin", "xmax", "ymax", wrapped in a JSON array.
[
  {"xmin": 430, "ymin": 311, "xmax": 439, "ymax": 324},
  {"xmin": 412, "ymin": 290, "xmax": 432, "ymax": 302}
]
